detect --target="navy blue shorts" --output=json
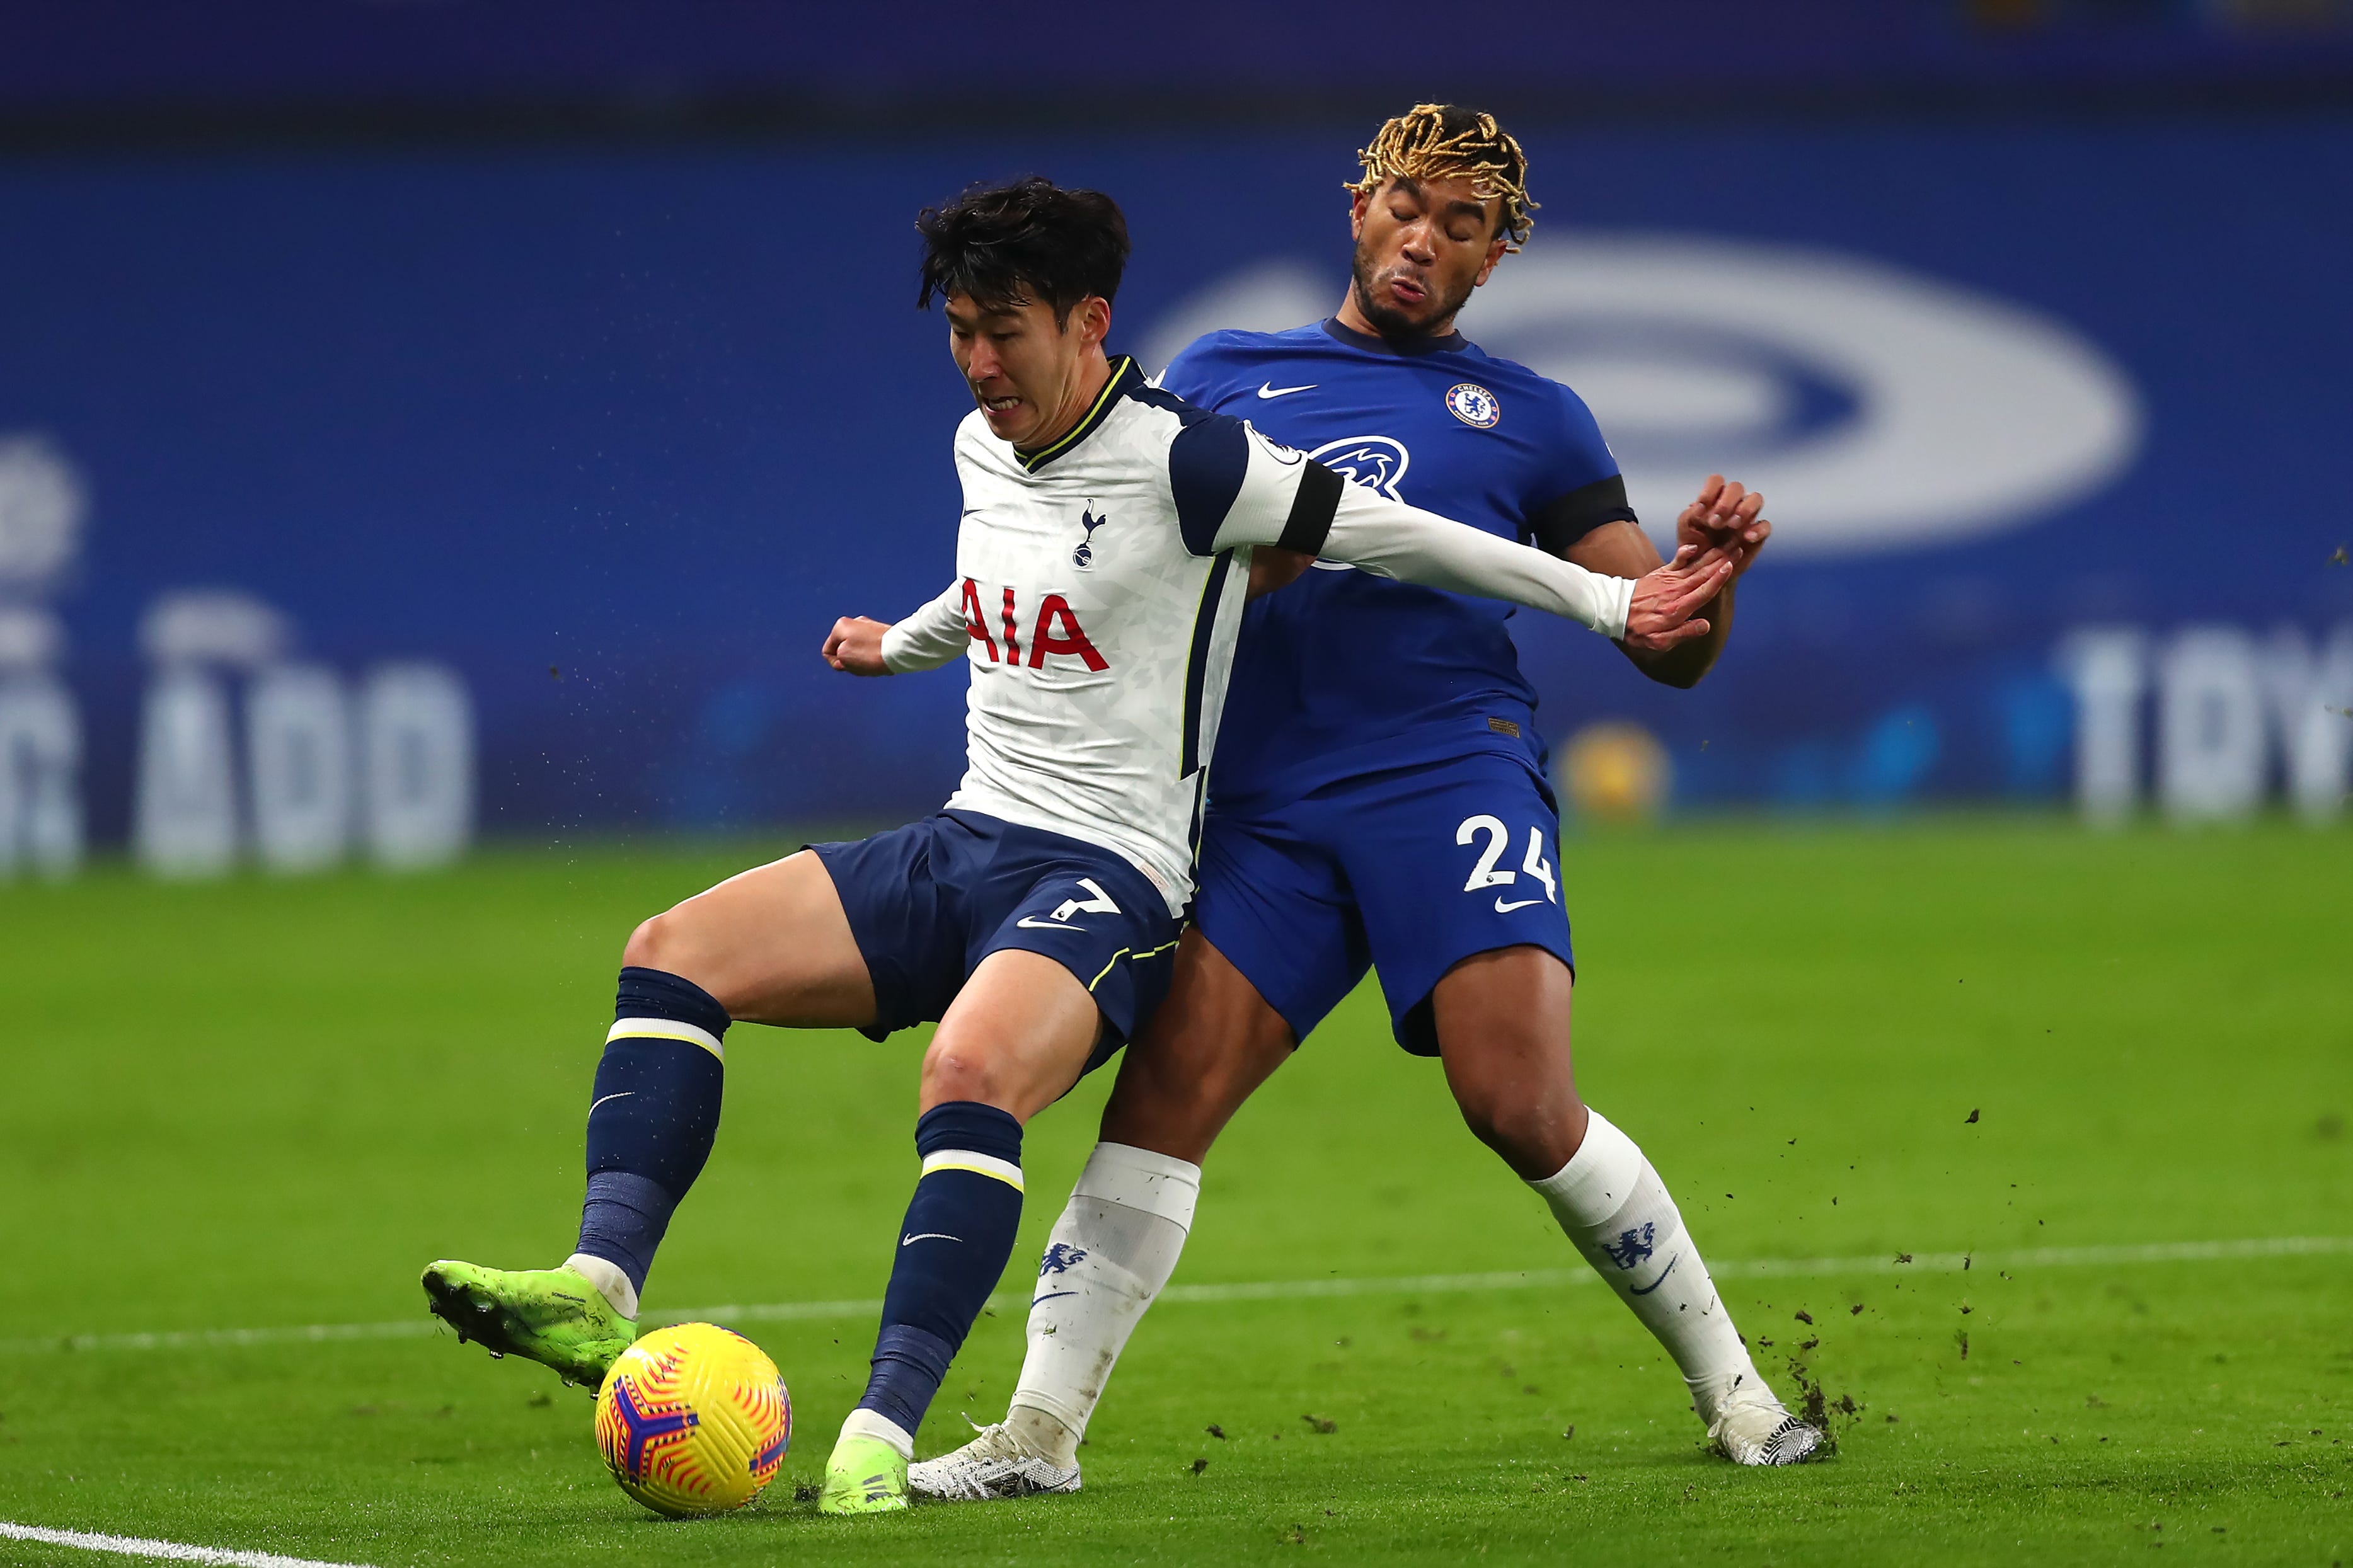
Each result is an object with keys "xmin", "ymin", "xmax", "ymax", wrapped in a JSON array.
[
  {"xmin": 810, "ymin": 810, "xmax": 1182, "ymax": 1070},
  {"xmin": 1194, "ymin": 750, "xmax": 1574, "ymax": 1056}
]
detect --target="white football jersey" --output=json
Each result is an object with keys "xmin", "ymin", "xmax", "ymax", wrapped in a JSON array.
[{"xmin": 881, "ymin": 356, "xmax": 1636, "ymax": 912}]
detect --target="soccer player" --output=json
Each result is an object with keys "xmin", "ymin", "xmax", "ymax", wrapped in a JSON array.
[
  {"xmin": 915, "ymin": 107, "xmax": 1814, "ymax": 1502},
  {"xmin": 420, "ymin": 175, "xmax": 1737, "ymax": 1515}
]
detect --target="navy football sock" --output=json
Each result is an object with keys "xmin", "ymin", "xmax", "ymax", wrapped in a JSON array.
[
  {"xmin": 854, "ymin": 1101, "xmax": 1026, "ymax": 1441},
  {"xmin": 573, "ymin": 967, "xmax": 730, "ymax": 1300}
]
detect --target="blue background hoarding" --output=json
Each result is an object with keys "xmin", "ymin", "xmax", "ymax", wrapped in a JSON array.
[{"xmin": 0, "ymin": 110, "xmax": 2348, "ymax": 847}]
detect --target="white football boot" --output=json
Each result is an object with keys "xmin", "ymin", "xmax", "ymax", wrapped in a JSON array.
[
  {"xmin": 908, "ymin": 1420, "xmax": 1082, "ymax": 1501},
  {"xmin": 1708, "ymin": 1388, "xmax": 1826, "ymax": 1466}
]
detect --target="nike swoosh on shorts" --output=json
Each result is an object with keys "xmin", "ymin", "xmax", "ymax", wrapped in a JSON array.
[
  {"xmin": 1016, "ymin": 917, "xmax": 1084, "ymax": 930},
  {"xmin": 1493, "ymin": 897, "xmax": 1543, "ymax": 913},
  {"xmin": 902, "ymin": 1233, "xmax": 962, "ymax": 1247}
]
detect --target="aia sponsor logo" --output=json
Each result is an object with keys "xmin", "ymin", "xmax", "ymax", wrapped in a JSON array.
[{"xmin": 960, "ymin": 579, "xmax": 1107, "ymax": 671}]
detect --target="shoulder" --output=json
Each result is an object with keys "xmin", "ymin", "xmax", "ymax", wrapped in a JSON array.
[
  {"xmin": 1456, "ymin": 341, "xmax": 1616, "ymax": 474},
  {"xmin": 953, "ymin": 408, "xmax": 999, "ymax": 464},
  {"xmin": 1159, "ymin": 324, "xmax": 1325, "ymax": 404},
  {"xmin": 1120, "ymin": 378, "xmax": 1222, "ymax": 432}
]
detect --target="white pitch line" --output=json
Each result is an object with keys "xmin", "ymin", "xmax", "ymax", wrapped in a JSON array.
[
  {"xmin": 13, "ymin": 1236, "xmax": 2347, "ymax": 1356},
  {"xmin": 0, "ymin": 1521, "xmax": 372, "ymax": 1568}
]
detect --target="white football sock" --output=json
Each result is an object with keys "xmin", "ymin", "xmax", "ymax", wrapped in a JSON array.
[
  {"xmin": 1528, "ymin": 1108, "xmax": 1763, "ymax": 1426},
  {"xmin": 1005, "ymin": 1142, "xmax": 1200, "ymax": 1467},
  {"xmin": 563, "ymin": 1251, "xmax": 638, "ymax": 1321},
  {"xmin": 839, "ymin": 1406, "xmax": 915, "ymax": 1461}
]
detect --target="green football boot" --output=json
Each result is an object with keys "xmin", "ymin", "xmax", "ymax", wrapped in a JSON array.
[
  {"xmin": 819, "ymin": 1434, "xmax": 911, "ymax": 1515},
  {"xmin": 420, "ymin": 1259, "xmax": 636, "ymax": 1390}
]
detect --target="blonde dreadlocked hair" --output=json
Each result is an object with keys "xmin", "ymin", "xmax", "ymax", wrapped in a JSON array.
[{"xmin": 1347, "ymin": 103, "xmax": 1537, "ymax": 250}]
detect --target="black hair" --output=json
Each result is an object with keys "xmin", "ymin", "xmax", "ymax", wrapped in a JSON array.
[{"xmin": 915, "ymin": 176, "xmax": 1130, "ymax": 326}]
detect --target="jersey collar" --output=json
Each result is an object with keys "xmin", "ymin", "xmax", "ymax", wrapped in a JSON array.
[
  {"xmin": 1319, "ymin": 316, "xmax": 1469, "ymax": 357},
  {"xmin": 1015, "ymin": 354, "xmax": 1141, "ymax": 473}
]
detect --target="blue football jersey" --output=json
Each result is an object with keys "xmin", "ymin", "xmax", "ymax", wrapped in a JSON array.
[{"xmin": 1160, "ymin": 318, "xmax": 1630, "ymax": 811}]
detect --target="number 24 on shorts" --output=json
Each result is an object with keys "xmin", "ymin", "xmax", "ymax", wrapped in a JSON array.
[{"xmin": 1455, "ymin": 814, "xmax": 1557, "ymax": 906}]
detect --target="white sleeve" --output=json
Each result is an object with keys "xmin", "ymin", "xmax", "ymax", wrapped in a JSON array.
[
  {"xmin": 1202, "ymin": 423, "xmax": 1635, "ymax": 638},
  {"xmin": 1315, "ymin": 483, "xmax": 1635, "ymax": 638},
  {"xmin": 880, "ymin": 582, "xmax": 970, "ymax": 673}
]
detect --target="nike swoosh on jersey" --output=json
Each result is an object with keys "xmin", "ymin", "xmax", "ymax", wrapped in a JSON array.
[
  {"xmin": 1256, "ymin": 382, "xmax": 1316, "ymax": 398},
  {"xmin": 902, "ymin": 1233, "xmax": 962, "ymax": 1247},
  {"xmin": 1016, "ymin": 916, "xmax": 1086, "ymax": 930},
  {"xmin": 1493, "ymin": 897, "xmax": 1544, "ymax": 913}
]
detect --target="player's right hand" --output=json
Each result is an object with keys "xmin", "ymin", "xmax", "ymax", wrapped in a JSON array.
[
  {"xmin": 1676, "ymin": 474, "xmax": 1771, "ymax": 573},
  {"xmin": 823, "ymin": 616, "xmax": 892, "ymax": 676},
  {"xmin": 1622, "ymin": 544, "xmax": 1740, "ymax": 652}
]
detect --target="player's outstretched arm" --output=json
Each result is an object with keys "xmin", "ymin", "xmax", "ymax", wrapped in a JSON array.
[
  {"xmin": 1315, "ymin": 481, "xmax": 1741, "ymax": 639},
  {"xmin": 1172, "ymin": 416, "xmax": 1735, "ymax": 638},
  {"xmin": 824, "ymin": 583, "xmax": 969, "ymax": 677}
]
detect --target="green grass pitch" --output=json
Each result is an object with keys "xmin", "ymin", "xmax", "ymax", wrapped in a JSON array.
[{"xmin": 2, "ymin": 818, "xmax": 2349, "ymax": 1565}]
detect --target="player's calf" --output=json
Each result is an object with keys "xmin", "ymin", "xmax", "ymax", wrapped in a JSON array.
[
  {"xmin": 822, "ymin": 1100, "xmax": 1030, "ymax": 1516},
  {"xmin": 1525, "ymin": 1107, "xmax": 1823, "ymax": 1463}
]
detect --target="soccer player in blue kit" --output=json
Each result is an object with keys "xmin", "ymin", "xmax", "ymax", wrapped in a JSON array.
[
  {"xmin": 916, "ymin": 106, "xmax": 1814, "ymax": 1499},
  {"xmin": 420, "ymin": 173, "xmax": 1738, "ymax": 1517}
]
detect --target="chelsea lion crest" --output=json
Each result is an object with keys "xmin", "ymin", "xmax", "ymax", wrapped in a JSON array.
[{"xmin": 1444, "ymin": 382, "xmax": 1500, "ymax": 428}]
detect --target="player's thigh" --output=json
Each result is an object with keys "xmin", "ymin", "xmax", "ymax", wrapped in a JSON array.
[
  {"xmin": 923, "ymin": 949, "xmax": 1108, "ymax": 1123},
  {"xmin": 1182, "ymin": 806, "xmax": 1366, "ymax": 1050},
  {"xmin": 623, "ymin": 849, "xmax": 876, "ymax": 1028},
  {"xmin": 1430, "ymin": 944, "xmax": 1587, "ymax": 1180},
  {"xmin": 1331, "ymin": 752, "xmax": 1574, "ymax": 1051},
  {"xmin": 1099, "ymin": 927, "xmax": 1300, "ymax": 1165}
]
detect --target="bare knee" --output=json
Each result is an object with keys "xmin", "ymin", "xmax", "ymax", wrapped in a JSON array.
[
  {"xmin": 622, "ymin": 909, "xmax": 693, "ymax": 975},
  {"xmin": 620, "ymin": 908, "xmax": 734, "ymax": 1007},
  {"xmin": 921, "ymin": 1036, "xmax": 1014, "ymax": 1111},
  {"xmin": 1454, "ymin": 1079, "xmax": 1589, "ymax": 1181}
]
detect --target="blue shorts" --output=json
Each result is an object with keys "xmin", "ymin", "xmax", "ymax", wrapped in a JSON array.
[
  {"xmin": 1194, "ymin": 750, "xmax": 1574, "ymax": 1055},
  {"xmin": 810, "ymin": 810, "xmax": 1182, "ymax": 1070}
]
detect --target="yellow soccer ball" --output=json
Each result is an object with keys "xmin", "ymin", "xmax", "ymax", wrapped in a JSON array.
[{"xmin": 594, "ymin": 1322, "xmax": 792, "ymax": 1517}]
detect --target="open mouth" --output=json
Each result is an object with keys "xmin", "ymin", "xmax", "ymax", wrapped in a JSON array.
[{"xmin": 1387, "ymin": 272, "xmax": 1429, "ymax": 307}]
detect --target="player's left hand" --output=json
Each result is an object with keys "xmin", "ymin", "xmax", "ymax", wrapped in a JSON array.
[
  {"xmin": 823, "ymin": 616, "xmax": 892, "ymax": 676},
  {"xmin": 1676, "ymin": 475, "xmax": 1770, "ymax": 575}
]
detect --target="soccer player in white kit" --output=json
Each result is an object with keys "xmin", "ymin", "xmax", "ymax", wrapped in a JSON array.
[{"xmin": 420, "ymin": 176, "xmax": 1739, "ymax": 1516}]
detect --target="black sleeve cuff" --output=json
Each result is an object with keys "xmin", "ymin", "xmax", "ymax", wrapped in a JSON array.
[
  {"xmin": 1525, "ymin": 474, "xmax": 1638, "ymax": 555},
  {"xmin": 1277, "ymin": 461, "xmax": 1343, "ymax": 555}
]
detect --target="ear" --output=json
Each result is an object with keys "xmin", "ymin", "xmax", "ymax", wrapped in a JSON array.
[
  {"xmin": 1472, "ymin": 231, "xmax": 1509, "ymax": 289},
  {"xmin": 1348, "ymin": 188, "xmax": 1372, "ymax": 242},
  {"xmin": 1077, "ymin": 294, "xmax": 1112, "ymax": 350}
]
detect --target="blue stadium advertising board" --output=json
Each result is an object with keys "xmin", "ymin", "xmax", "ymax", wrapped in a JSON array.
[{"xmin": 0, "ymin": 114, "xmax": 2347, "ymax": 873}]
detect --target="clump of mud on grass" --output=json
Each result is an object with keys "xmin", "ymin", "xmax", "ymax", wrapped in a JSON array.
[{"xmin": 1782, "ymin": 1351, "xmax": 1861, "ymax": 1453}]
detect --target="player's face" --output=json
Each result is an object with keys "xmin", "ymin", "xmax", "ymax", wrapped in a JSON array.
[
  {"xmin": 944, "ymin": 293, "xmax": 1107, "ymax": 449},
  {"xmin": 1348, "ymin": 176, "xmax": 1510, "ymax": 338}
]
